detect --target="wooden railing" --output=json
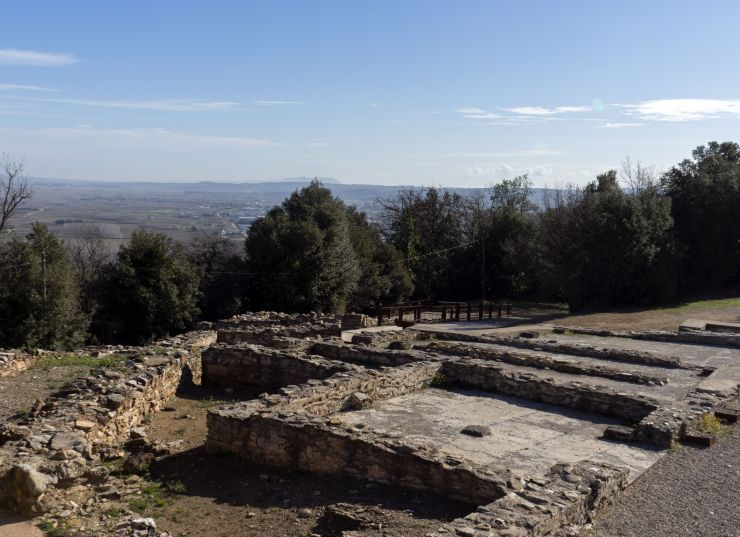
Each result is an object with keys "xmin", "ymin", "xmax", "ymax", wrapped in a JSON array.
[{"xmin": 376, "ymin": 301, "xmax": 512, "ymax": 326}]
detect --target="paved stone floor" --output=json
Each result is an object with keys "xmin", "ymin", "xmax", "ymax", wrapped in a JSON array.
[{"xmin": 338, "ymin": 388, "xmax": 664, "ymax": 481}]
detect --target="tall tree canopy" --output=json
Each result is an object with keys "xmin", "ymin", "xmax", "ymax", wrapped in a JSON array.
[
  {"xmin": 540, "ymin": 170, "xmax": 676, "ymax": 310},
  {"xmin": 0, "ymin": 223, "xmax": 88, "ymax": 349},
  {"xmin": 379, "ymin": 187, "xmax": 466, "ymax": 300},
  {"xmin": 92, "ymin": 230, "xmax": 201, "ymax": 344},
  {"xmin": 345, "ymin": 206, "xmax": 413, "ymax": 310},
  {"xmin": 662, "ymin": 141, "xmax": 740, "ymax": 291},
  {"xmin": 188, "ymin": 233, "xmax": 246, "ymax": 321},
  {"xmin": 245, "ymin": 180, "xmax": 411, "ymax": 313}
]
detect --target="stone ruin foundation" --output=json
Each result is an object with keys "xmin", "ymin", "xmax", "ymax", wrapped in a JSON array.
[
  {"xmin": 0, "ymin": 310, "xmax": 737, "ymax": 536},
  {"xmin": 202, "ymin": 315, "xmax": 739, "ymax": 536}
]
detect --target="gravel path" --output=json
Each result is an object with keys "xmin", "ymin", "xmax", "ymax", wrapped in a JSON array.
[{"xmin": 590, "ymin": 426, "xmax": 740, "ymax": 537}]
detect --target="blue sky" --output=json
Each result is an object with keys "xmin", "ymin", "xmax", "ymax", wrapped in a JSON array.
[{"xmin": 1, "ymin": 0, "xmax": 740, "ymax": 186}]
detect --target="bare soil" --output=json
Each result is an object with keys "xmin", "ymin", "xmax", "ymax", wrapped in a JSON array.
[{"xmin": 0, "ymin": 364, "xmax": 92, "ymax": 420}]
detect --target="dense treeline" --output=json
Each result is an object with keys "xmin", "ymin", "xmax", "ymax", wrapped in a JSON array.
[{"xmin": 0, "ymin": 141, "xmax": 738, "ymax": 349}]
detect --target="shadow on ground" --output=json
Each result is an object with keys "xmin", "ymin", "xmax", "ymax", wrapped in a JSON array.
[{"xmin": 150, "ymin": 447, "xmax": 472, "ymax": 521}]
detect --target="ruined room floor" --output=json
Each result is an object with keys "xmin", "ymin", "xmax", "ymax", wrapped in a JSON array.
[
  {"xmin": 0, "ymin": 364, "xmax": 92, "ymax": 420},
  {"xmin": 140, "ymin": 388, "xmax": 469, "ymax": 537},
  {"xmin": 338, "ymin": 388, "xmax": 664, "ymax": 481}
]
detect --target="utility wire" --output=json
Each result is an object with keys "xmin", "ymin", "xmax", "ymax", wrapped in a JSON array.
[{"xmin": 368, "ymin": 239, "xmax": 478, "ymax": 269}]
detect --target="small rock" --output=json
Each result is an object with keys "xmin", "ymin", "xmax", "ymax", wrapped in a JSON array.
[
  {"xmin": 75, "ymin": 419, "xmax": 96, "ymax": 432},
  {"xmin": 50, "ymin": 431, "xmax": 87, "ymax": 451},
  {"xmin": 106, "ymin": 394, "xmax": 125, "ymax": 409},
  {"xmin": 130, "ymin": 427, "xmax": 148, "ymax": 440},
  {"xmin": 345, "ymin": 392, "xmax": 371, "ymax": 410},
  {"xmin": 519, "ymin": 330, "xmax": 540, "ymax": 339},
  {"xmin": 98, "ymin": 485, "xmax": 121, "ymax": 500},
  {"xmin": 123, "ymin": 452, "xmax": 154, "ymax": 475},
  {"xmin": 460, "ymin": 424, "xmax": 490, "ymax": 437}
]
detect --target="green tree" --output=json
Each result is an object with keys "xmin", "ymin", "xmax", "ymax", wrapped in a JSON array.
[
  {"xmin": 345, "ymin": 207, "xmax": 413, "ymax": 310},
  {"xmin": 379, "ymin": 187, "xmax": 466, "ymax": 300},
  {"xmin": 450, "ymin": 175, "xmax": 541, "ymax": 300},
  {"xmin": 540, "ymin": 170, "xmax": 676, "ymax": 310},
  {"xmin": 0, "ymin": 223, "xmax": 88, "ymax": 349},
  {"xmin": 188, "ymin": 232, "xmax": 246, "ymax": 321},
  {"xmin": 662, "ymin": 141, "xmax": 740, "ymax": 291},
  {"xmin": 92, "ymin": 230, "xmax": 200, "ymax": 344},
  {"xmin": 245, "ymin": 180, "xmax": 361, "ymax": 313}
]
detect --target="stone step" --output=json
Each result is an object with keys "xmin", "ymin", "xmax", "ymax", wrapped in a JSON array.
[
  {"xmin": 715, "ymin": 408, "xmax": 740, "ymax": 423},
  {"xmin": 681, "ymin": 432, "xmax": 717, "ymax": 448}
]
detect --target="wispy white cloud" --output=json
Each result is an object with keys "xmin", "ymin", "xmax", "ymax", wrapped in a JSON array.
[
  {"xmin": 623, "ymin": 98, "xmax": 740, "ymax": 121},
  {"xmin": 2, "ymin": 126, "xmax": 281, "ymax": 150},
  {"xmin": 252, "ymin": 99, "xmax": 305, "ymax": 106},
  {"xmin": 504, "ymin": 106, "xmax": 555, "ymax": 116},
  {"xmin": 369, "ymin": 103, "xmax": 381, "ymax": 108},
  {"xmin": 458, "ymin": 104, "xmax": 593, "ymax": 124},
  {"xmin": 0, "ymin": 83, "xmax": 54, "ymax": 92},
  {"xmin": 555, "ymin": 105, "xmax": 593, "ymax": 113},
  {"xmin": 25, "ymin": 97, "xmax": 240, "ymax": 112},
  {"xmin": 441, "ymin": 149, "xmax": 563, "ymax": 158},
  {"xmin": 307, "ymin": 141, "xmax": 329, "ymax": 148},
  {"xmin": 504, "ymin": 105, "xmax": 593, "ymax": 115},
  {"xmin": 0, "ymin": 48, "xmax": 78, "ymax": 66},
  {"xmin": 456, "ymin": 107, "xmax": 501, "ymax": 120},
  {"xmin": 603, "ymin": 122, "xmax": 644, "ymax": 128},
  {"xmin": 466, "ymin": 164, "xmax": 554, "ymax": 178}
]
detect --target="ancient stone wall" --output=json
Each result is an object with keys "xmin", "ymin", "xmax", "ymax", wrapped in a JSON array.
[
  {"xmin": 216, "ymin": 323, "xmax": 341, "ymax": 345},
  {"xmin": 205, "ymin": 357, "xmax": 631, "ymax": 535},
  {"xmin": 268, "ymin": 361, "xmax": 440, "ymax": 416},
  {"xmin": 442, "ymin": 461, "xmax": 629, "ymax": 536},
  {"xmin": 349, "ymin": 329, "xmax": 417, "ymax": 347},
  {"xmin": 0, "ymin": 350, "xmax": 37, "ymax": 378},
  {"xmin": 201, "ymin": 344, "xmax": 355, "ymax": 389},
  {"xmin": 420, "ymin": 328, "xmax": 682, "ymax": 368},
  {"xmin": 422, "ymin": 340, "xmax": 668, "ymax": 385},
  {"xmin": 441, "ymin": 359, "xmax": 659, "ymax": 421},
  {"xmin": 308, "ymin": 341, "xmax": 436, "ymax": 367},
  {"xmin": 213, "ymin": 311, "xmax": 341, "ymax": 330},
  {"xmin": 0, "ymin": 330, "xmax": 216, "ymax": 515},
  {"xmin": 206, "ymin": 410, "xmax": 509, "ymax": 507},
  {"xmin": 340, "ymin": 313, "xmax": 375, "ymax": 330}
]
